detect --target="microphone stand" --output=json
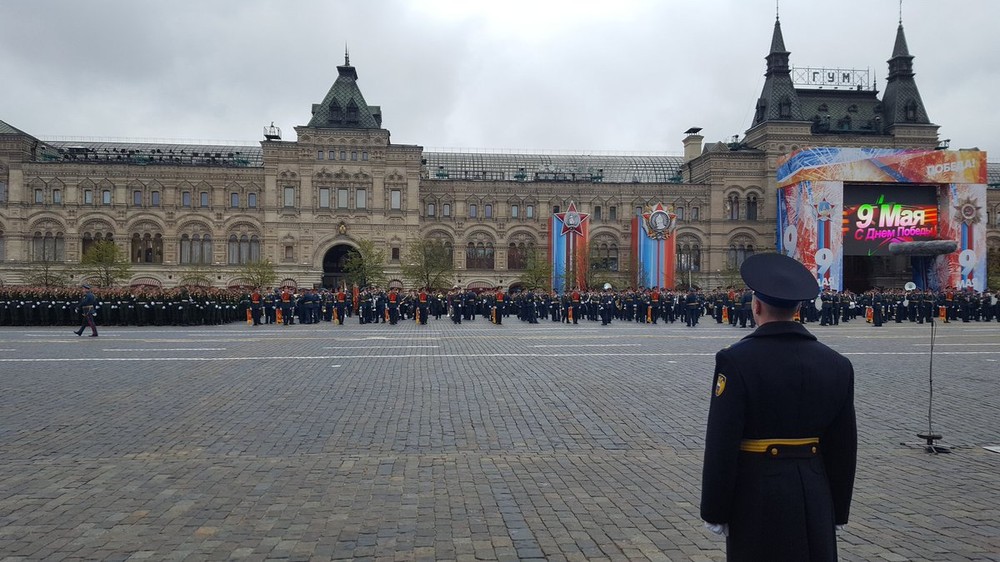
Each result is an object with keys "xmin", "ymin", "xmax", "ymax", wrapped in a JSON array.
[{"xmin": 913, "ymin": 313, "xmax": 950, "ymax": 453}]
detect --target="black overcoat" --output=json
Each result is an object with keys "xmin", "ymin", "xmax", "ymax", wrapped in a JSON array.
[{"xmin": 701, "ymin": 321, "xmax": 857, "ymax": 562}]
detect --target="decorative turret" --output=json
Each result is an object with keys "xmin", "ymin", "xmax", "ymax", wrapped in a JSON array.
[
  {"xmin": 750, "ymin": 17, "xmax": 804, "ymax": 127},
  {"xmin": 880, "ymin": 22, "xmax": 931, "ymax": 126},
  {"xmin": 307, "ymin": 50, "xmax": 383, "ymax": 129}
]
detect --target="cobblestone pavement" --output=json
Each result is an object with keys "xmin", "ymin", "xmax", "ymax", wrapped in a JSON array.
[{"xmin": 1, "ymin": 318, "xmax": 998, "ymax": 561}]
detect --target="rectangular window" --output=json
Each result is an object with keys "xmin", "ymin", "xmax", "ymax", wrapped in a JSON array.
[
  {"xmin": 283, "ymin": 187, "xmax": 295, "ymax": 208},
  {"xmin": 340, "ymin": 150, "xmax": 346, "ymax": 160},
  {"xmin": 230, "ymin": 192, "xmax": 240, "ymax": 208},
  {"xmin": 552, "ymin": 205, "xmax": 560, "ymax": 214},
  {"xmin": 351, "ymin": 151, "xmax": 358, "ymax": 161},
  {"xmin": 182, "ymin": 191, "xmax": 191, "ymax": 207},
  {"xmin": 151, "ymin": 191, "xmax": 160, "ymax": 206},
  {"xmin": 84, "ymin": 189, "xmax": 94, "ymax": 205},
  {"xmin": 485, "ymin": 204, "xmax": 493, "ymax": 218},
  {"xmin": 609, "ymin": 206, "xmax": 617, "ymax": 220},
  {"xmin": 469, "ymin": 204, "xmax": 477, "ymax": 218},
  {"xmin": 390, "ymin": 189, "xmax": 401, "ymax": 210},
  {"xmin": 133, "ymin": 190, "xmax": 142, "ymax": 206},
  {"xmin": 511, "ymin": 204, "xmax": 519, "ymax": 218},
  {"xmin": 317, "ymin": 150, "xmax": 324, "ymax": 160},
  {"xmin": 52, "ymin": 189, "xmax": 62, "ymax": 204},
  {"xmin": 676, "ymin": 207, "xmax": 684, "ymax": 220},
  {"xmin": 391, "ymin": 247, "xmax": 400, "ymax": 261},
  {"xmin": 248, "ymin": 193, "xmax": 257, "ymax": 208},
  {"xmin": 200, "ymin": 192, "xmax": 209, "ymax": 208},
  {"xmin": 337, "ymin": 188, "xmax": 348, "ymax": 209},
  {"xmin": 636, "ymin": 206, "xmax": 643, "ymax": 216},
  {"xmin": 284, "ymin": 245, "xmax": 294, "ymax": 262},
  {"xmin": 443, "ymin": 203, "xmax": 451, "ymax": 217},
  {"xmin": 526, "ymin": 205, "xmax": 534, "ymax": 218},
  {"xmin": 329, "ymin": 151, "xmax": 336, "ymax": 160},
  {"xmin": 362, "ymin": 151, "xmax": 369, "ymax": 161},
  {"xmin": 319, "ymin": 188, "xmax": 330, "ymax": 208},
  {"xmin": 594, "ymin": 206, "xmax": 602, "ymax": 221},
  {"xmin": 35, "ymin": 189, "xmax": 44, "ymax": 203},
  {"xmin": 356, "ymin": 189, "xmax": 367, "ymax": 209},
  {"xmin": 427, "ymin": 202, "xmax": 435, "ymax": 217},
  {"xmin": 102, "ymin": 190, "xmax": 112, "ymax": 205},
  {"xmin": 691, "ymin": 206, "xmax": 699, "ymax": 221},
  {"xmin": 0, "ymin": 181, "xmax": 6, "ymax": 202}
]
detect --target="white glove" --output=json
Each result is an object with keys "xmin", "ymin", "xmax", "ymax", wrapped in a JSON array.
[
  {"xmin": 704, "ymin": 522, "xmax": 729, "ymax": 537},
  {"xmin": 836, "ymin": 525, "xmax": 845, "ymax": 532}
]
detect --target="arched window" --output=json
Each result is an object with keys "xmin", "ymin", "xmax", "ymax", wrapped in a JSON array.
[
  {"xmin": 727, "ymin": 193, "xmax": 741, "ymax": 220},
  {"xmin": 746, "ymin": 194, "xmax": 758, "ymax": 221},
  {"xmin": 81, "ymin": 231, "xmax": 113, "ymax": 257},
  {"xmin": 228, "ymin": 233, "xmax": 260, "ymax": 265},
  {"xmin": 228, "ymin": 235, "xmax": 239, "ymax": 264},
  {"xmin": 727, "ymin": 237, "xmax": 755, "ymax": 270},
  {"xmin": 202, "ymin": 235, "xmax": 213, "ymax": 264},
  {"xmin": 465, "ymin": 242, "xmax": 476, "ymax": 269},
  {"xmin": 507, "ymin": 242, "xmax": 532, "ymax": 271},
  {"xmin": 131, "ymin": 233, "xmax": 163, "ymax": 264},
  {"xmin": 465, "ymin": 240, "xmax": 495, "ymax": 269},
  {"xmin": 32, "ymin": 232, "xmax": 65, "ymax": 262},
  {"xmin": 180, "ymin": 234, "xmax": 192, "ymax": 264},
  {"xmin": 677, "ymin": 237, "xmax": 702, "ymax": 274}
]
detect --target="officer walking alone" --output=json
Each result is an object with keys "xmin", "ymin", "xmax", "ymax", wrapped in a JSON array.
[
  {"xmin": 700, "ymin": 253, "xmax": 857, "ymax": 561},
  {"xmin": 73, "ymin": 284, "xmax": 99, "ymax": 337}
]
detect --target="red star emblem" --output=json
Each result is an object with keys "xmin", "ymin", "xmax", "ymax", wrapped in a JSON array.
[{"xmin": 555, "ymin": 201, "xmax": 589, "ymax": 236}]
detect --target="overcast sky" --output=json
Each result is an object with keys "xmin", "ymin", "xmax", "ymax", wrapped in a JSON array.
[{"xmin": 2, "ymin": 0, "xmax": 997, "ymax": 156}]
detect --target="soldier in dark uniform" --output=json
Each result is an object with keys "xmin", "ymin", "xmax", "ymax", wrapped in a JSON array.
[
  {"xmin": 73, "ymin": 284, "xmax": 99, "ymax": 337},
  {"xmin": 701, "ymin": 253, "xmax": 856, "ymax": 562},
  {"xmin": 685, "ymin": 289, "xmax": 700, "ymax": 327}
]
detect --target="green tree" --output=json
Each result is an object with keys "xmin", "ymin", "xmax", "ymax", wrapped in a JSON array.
[
  {"xmin": 79, "ymin": 240, "xmax": 131, "ymax": 287},
  {"xmin": 401, "ymin": 239, "xmax": 454, "ymax": 289},
  {"xmin": 23, "ymin": 257, "xmax": 70, "ymax": 288},
  {"xmin": 343, "ymin": 239, "xmax": 387, "ymax": 288},
  {"xmin": 240, "ymin": 259, "xmax": 277, "ymax": 289},
  {"xmin": 517, "ymin": 247, "xmax": 553, "ymax": 291},
  {"xmin": 987, "ymin": 250, "xmax": 1000, "ymax": 291},
  {"xmin": 179, "ymin": 264, "xmax": 215, "ymax": 287}
]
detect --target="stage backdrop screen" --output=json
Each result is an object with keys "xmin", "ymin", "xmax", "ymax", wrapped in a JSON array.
[{"xmin": 842, "ymin": 184, "xmax": 939, "ymax": 256}]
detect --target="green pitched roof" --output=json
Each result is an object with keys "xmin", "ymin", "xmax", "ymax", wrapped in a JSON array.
[
  {"xmin": 0, "ymin": 119, "xmax": 33, "ymax": 136},
  {"xmin": 306, "ymin": 56, "xmax": 382, "ymax": 129}
]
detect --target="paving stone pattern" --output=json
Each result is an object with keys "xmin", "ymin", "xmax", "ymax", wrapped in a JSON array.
[{"xmin": 0, "ymin": 321, "xmax": 998, "ymax": 561}]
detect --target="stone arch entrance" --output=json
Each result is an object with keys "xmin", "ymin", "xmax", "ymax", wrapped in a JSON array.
[{"xmin": 322, "ymin": 243, "xmax": 359, "ymax": 289}]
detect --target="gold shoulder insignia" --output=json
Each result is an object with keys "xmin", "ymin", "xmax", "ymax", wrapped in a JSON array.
[{"xmin": 715, "ymin": 374, "xmax": 727, "ymax": 397}]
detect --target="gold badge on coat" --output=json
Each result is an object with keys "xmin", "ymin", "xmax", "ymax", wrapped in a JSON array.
[{"xmin": 715, "ymin": 374, "xmax": 727, "ymax": 397}]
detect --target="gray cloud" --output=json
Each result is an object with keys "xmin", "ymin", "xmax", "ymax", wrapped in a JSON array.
[{"xmin": 1, "ymin": 0, "xmax": 996, "ymax": 155}]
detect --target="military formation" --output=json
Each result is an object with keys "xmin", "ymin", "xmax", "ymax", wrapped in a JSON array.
[
  {"xmin": 234, "ymin": 284, "xmax": 1000, "ymax": 328},
  {"xmin": 0, "ymin": 286, "xmax": 247, "ymax": 327},
  {"xmin": 2, "ymin": 284, "xmax": 998, "ymax": 329}
]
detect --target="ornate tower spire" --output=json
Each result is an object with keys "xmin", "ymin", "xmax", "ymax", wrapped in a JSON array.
[
  {"xmin": 306, "ymin": 47, "xmax": 383, "ymax": 129},
  {"xmin": 751, "ymin": 15, "xmax": 803, "ymax": 127},
  {"xmin": 881, "ymin": 21, "xmax": 931, "ymax": 126}
]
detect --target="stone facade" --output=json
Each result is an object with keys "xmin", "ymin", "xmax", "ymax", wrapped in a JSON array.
[{"xmin": 1, "ymin": 19, "xmax": 997, "ymax": 290}]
